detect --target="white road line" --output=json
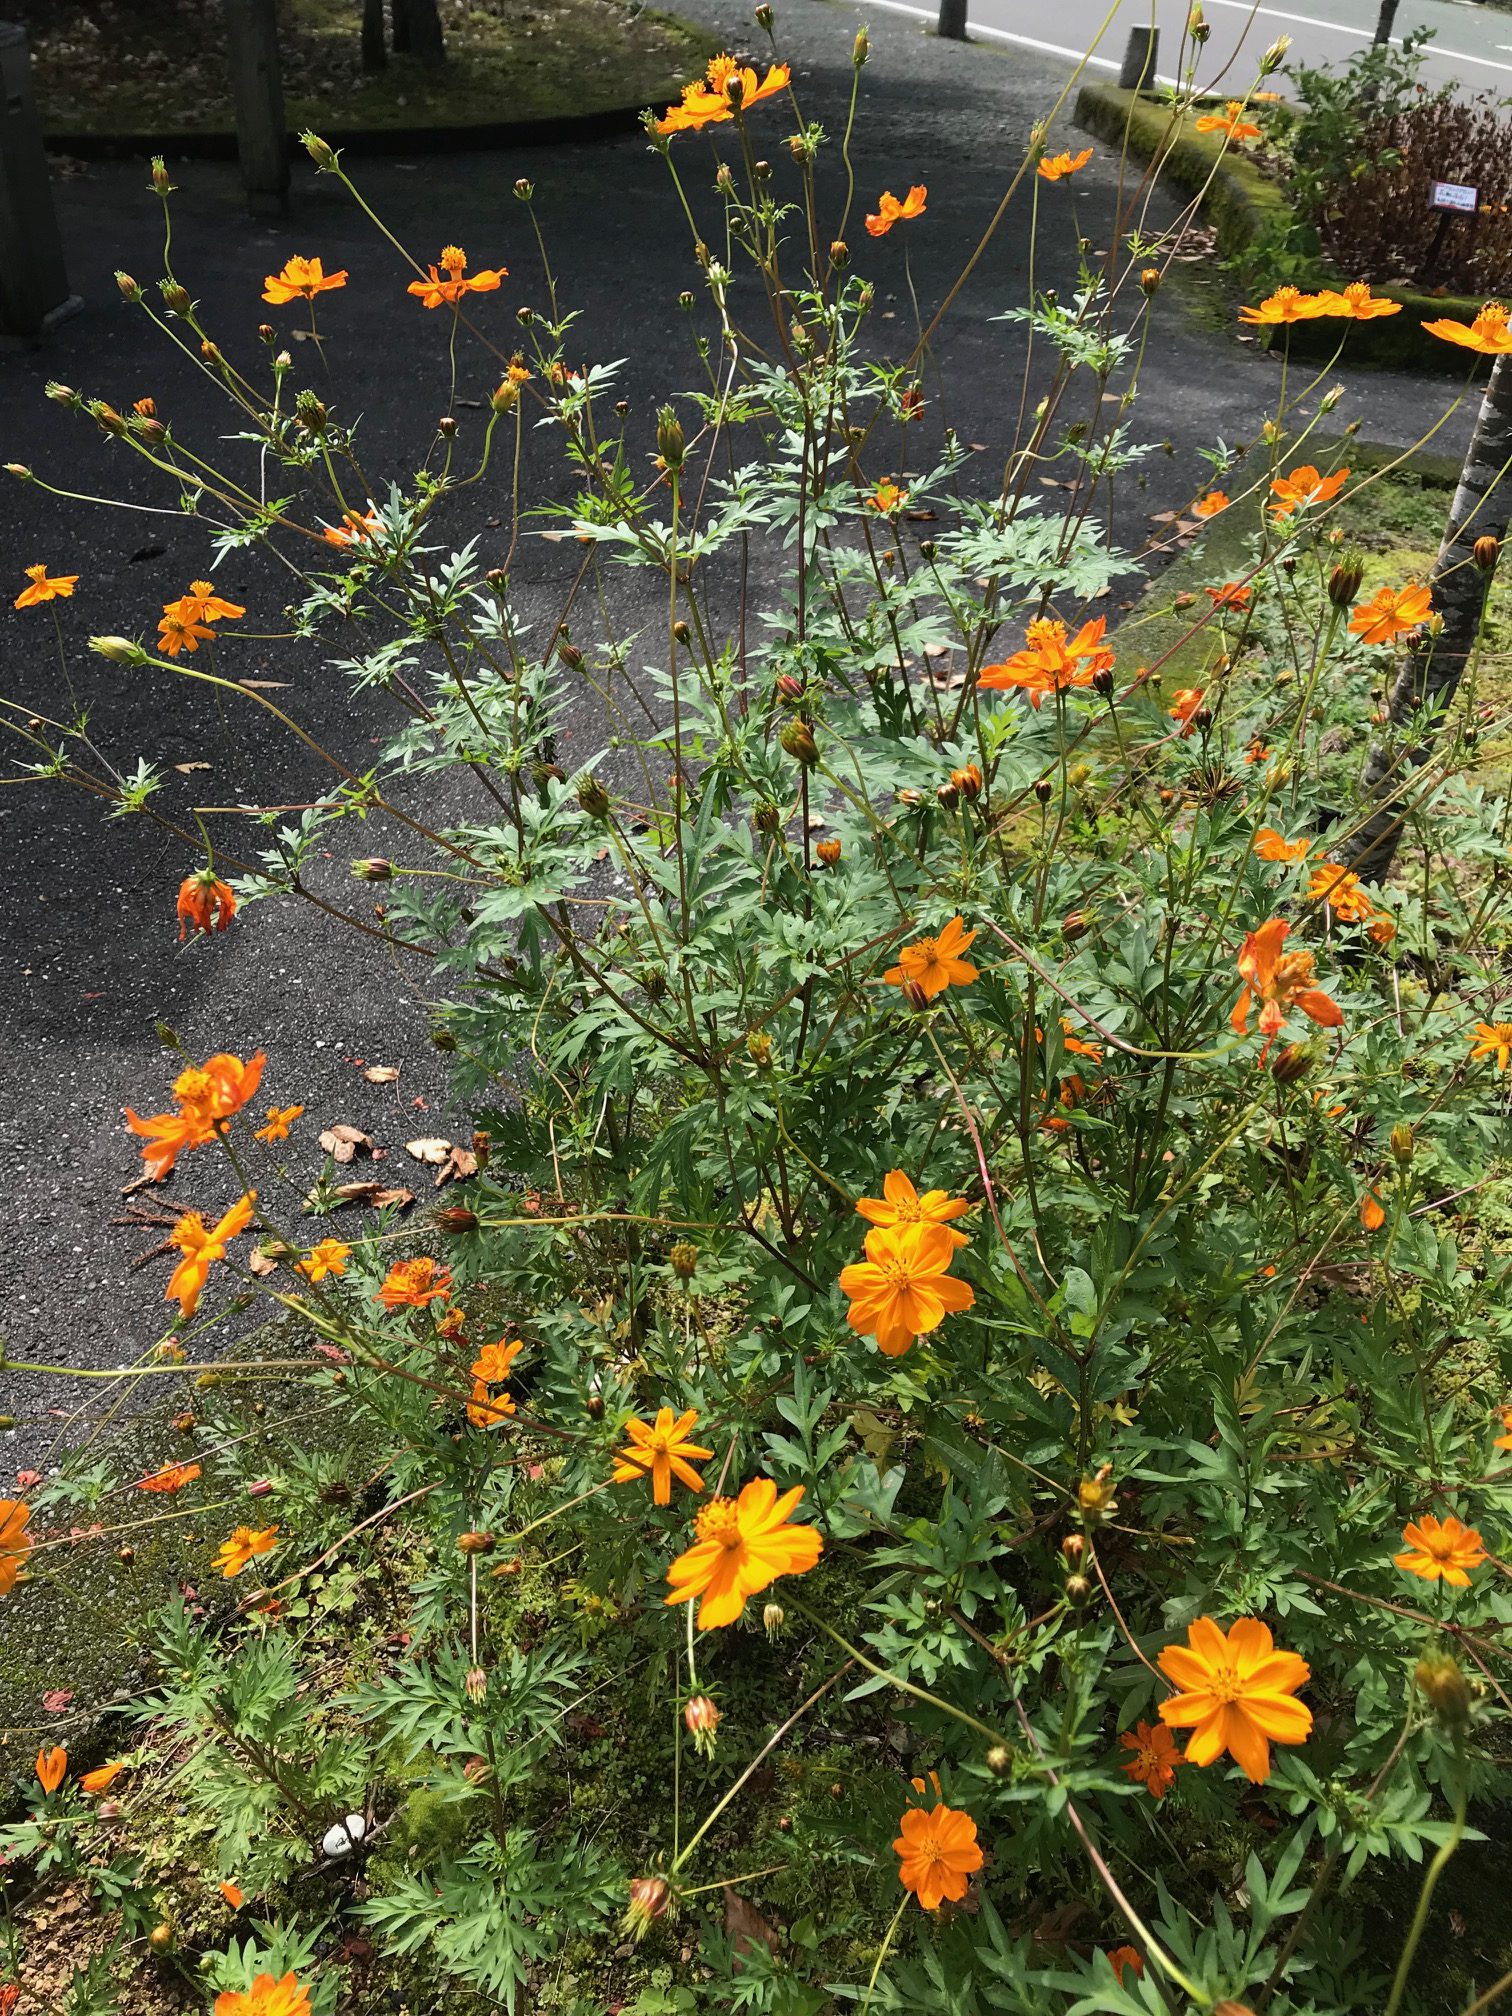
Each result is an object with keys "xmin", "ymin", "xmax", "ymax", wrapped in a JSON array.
[
  {"xmin": 852, "ymin": 0, "xmax": 1182, "ymax": 77},
  {"xmin": 1202, "ymin": 0, "xmax": 1512, "ymax": 68}
]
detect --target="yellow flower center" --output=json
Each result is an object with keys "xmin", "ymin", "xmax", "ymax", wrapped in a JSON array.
[
  {"xmin": 1206, "ymin": 1661, "xmax": 1244, "ymax": 1705},
  {"xmin": 441, "ymin": 245, "xmax": 467, "ymax": 276},
  {"xmin": 695, "ymin": 1498, "xmax": 743, "ymax": 1548},
  {"xmin": 1423, "ymin": 1529, "xmax": 1456, "ymax": 1560},
  {"xmin": 878, "ymin": 1255, "xmax": 918, "ymax": 1288},
  {"xmin": 174, "ymin": 1067, "xmax": 213, "ymax": 1105}
]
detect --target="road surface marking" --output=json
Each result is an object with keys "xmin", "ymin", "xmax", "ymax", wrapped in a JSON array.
[
  {"xmin": 853, "ymin": 0, "xmax": 1180, "ymax": 77},
  {"xmin": 1203, "ymin": 0, "xmax": 1512, "ymax": 69}
]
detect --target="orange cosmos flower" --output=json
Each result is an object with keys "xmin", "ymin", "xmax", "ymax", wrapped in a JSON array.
[
  {"xmin": 1422, "ymin": 302, "xmax": 1512, "ymax": 355},
  {"xmin": 126, "ymin": 1049, "xmax": 265, "ymax": 1179},
  {"xmin": 219, "ymin": 1882, "xmax": 246, "ymax": 1908},
  {"xmin": 166, "ymin": 1191, "xmax": 257, "ymax": 1317},
  {"xmin": 322, "ymin": 506, "xmax": 384, "ymax": 548},
  {"xmin": 80, "ymin": 1761, "xmax": 125, "ymax": 1795},
  {"xmin": 470, "ymin": 1338, "xmax": 524, "ymax": 1384},
  {"xmin": 1169, "ymin": 686, "xmax": 1206, "ymax": 735},
  {"xmin": 296, "ymin": 1237, "xmax": 349, "ymax": 1282},
  {"xmin": 15, "ymin": 564, "xmax": 79, "ymax": 608},
  {"xmin": 655, "ymin": 53, "xmax": 791, "ymax": 134},
  {"xmin": 178, "ymin": 871, "xmax": 237, "ymax": 941},
  {"xmin": 1157, "ymin": 1615, "xmax": 1312, "ymax": 1782},
  {"xmin": 1206, "ymin": 580, "xmax": 1253, "ymax": 609},
  {"xmin": 466, "ymin": 1382, "xmax": 516, "ymax": 1429},
  {"xmin": 867, "ymin": 480, "xmax": 907, "ymax": 514},
  {"xmin": 136, "ymin": 1462, "xmax": 202, "ymax": 1493},
  {"xmin": 1246, "ymin": 738, "xmax": 1272, "ymax": 765},
  {"xmin": 1269, "ymin": 463, "xmax": 1350, "ymax": 518},
  {"xmin": 1194, "ymin": 99, "xmax": 1261, "ymax": 141},
  {"xmin": 1192, "ymin": 490, "xmax": 1229, "ymax": 517},
  {"xmin": 613, "ymin": 1406, "xmax": 712, "ymax": 1504},
  {"xmin": 1349, "ymin": 582, "xmax": 1432, "ymax": 644},
  {"xmin": 885, "ymin": 914, "xmax": 978, "ymax": 1000},
  {"xmin": 157, "ymin": 607, "xmax": 216, "ymax": 656},
  {"xmin": 1494, "ymin": 1405, "xmax": 1512, "ymax": 1451},
  {"xmin": 262, "ymin": 256, "xmax": 347, "ymax": 306},
  {"xmin": 1315, "ymin": 281, "xmax": 1400, "ymax": 319},
  {"xmin": 407, "ymin": 245, "xmax": 506, "ymax": 309},
  {"xmin": 1306, "ymin": 862, "xmax": 1374, "ymax": 922},
  {"xmin": 1037, "ymin": 147, "xmax": 1093, "ymax": 181},
  {"xmin": 894, "ymin": 1792, "xmax": 983, "ymax": 1910},
  {"xmin": 1253, "ymin": 826, "xmax": 1310, "ymax": 863},
  {"xmin": 839, "ymin": 1222, "xmax": 974, "ymax": 1357},
  {"xmin": 177, "ymin": 580, "xmax": 246, "ymax": 626},
  {"xmin": 213, "ymin": 1525, "xmax": 279, "ymax": 1579},
  {"xmin": 664, "ymin": 1477, "xmax": 822, "ymax": 1627},
  {"xmin": 1119, "ymin": 1719, "xmax": 1180, "ymax": 1799},
  {"xmin": 856, "ymin": 1169, "xmax": 970, "ymax": 1248},
  {"xmin": 1231, "ymin": 918, "xmax": 1343, "ymax": 1049},
  {"xmin": 1395, "ymin": 1513, "xmax": 1486, "ymax": 1587},
  {"xmin": 0, "ymin": 1501, "xmax": 32, "ymax": 1598},
  {"xmin": 1238, "ymin": 286, "xmax": 1327, "ymax": 325},
  {"xmin": 865, "ymin": 185, "xmax": 927, "ymax": 236},
  {"xmin": 1470, "ymin": 1019, "xmax": 1512, "ymax": 1070},
  {"xmin": 979, "ymin": 614, "xmax": 1114, "ymax": 706},
  {"xmin": 377, "ymin": 1256, "xmax": 452, "ymax": 1307},
  {"xmin": 254, "ymin": 1104, "xmax": 304, "ymax": 1143},
  {"xmin": 36, "ymin": 1746, "xmax": 67, "ymax": 1796},
  {"xmin": 1359, "ymin": 1190, "xmax": 1386, "ymax": 1232},
  {"xmin": 1059, "ymin": 1017, "xmax": 1104, "ymax": 1061},
  {"xmin": 214, "ymin": 1975, "xmax": 312, "ymax": 2016},
  {"xmin": 1109, "ymin": 1948, "xmax": 1145, "ymax": 1984},
  {"xmin": 1367, "ymin": 914, "xmax": 1397, "ymax": 949}
]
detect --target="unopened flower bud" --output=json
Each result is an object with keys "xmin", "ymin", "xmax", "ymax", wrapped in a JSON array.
[
  {"xmin": 1260, "ymin": 32, "xmax": 1290, "ymax": 70},
  {"xmin": 755, "ymin": 2, "xmax": 773, "ymax": 26},
  {"xmin": 830, "ymin": 239, "xmax": 850, "ymax": 270},
  {"xmin": 1271, "ymin": 1042, "xmax": 1313, "ymax": 1085},
  {"xmin": 160, "ymin": 281, "xmax": 191, "ymax": 315},
  {"xmin": 753, "ymin": 800, "xmax": 781, "ymax": 837},
  {"xmin": 1034, "ymin": 778, "xmax": 1053, "ymax": 803},
  {"xmin": 436, "ymin": 1206, "xmax": 478, "ymax": 1235},
  {"xmin": 763, "ymin": 1602, "xmax": 785, "ymax": 1636},
  {"xmin": 150, "ymin": 157, "xmax": 173, "ymax": 195},
  {"xmin": 625, "ymin": 1876, "xmax": 671, "ymax": 1937},
  {"xmin": 93, "ymin": 402, "xmax": 126, "ymax": 436},
  {"xmin": 670, "ymin": 1240, "xmax": 699, "ymax": 1280},
  {"xmin": 1188, "ymin": 5, "xmax": 1210, "ymax": 39},
  {"xmin": 853, "ymin": 23, "xmax": 869, "ymax": 63},
  {"xmin": 816, "ymin": 837, "xmax": 841, "ymax": 865},
  {"xmin": 1390, "ymin": 1123, "xmax": 1415, "ymax": 1166},
  {"xmin": 352, "ymin": 857, "xmax": 392, "ymax": 882},
  {"xmin": 1061, "ymin": 1531, "xmax": 1085, "ymax": 1562},
  {"xmin": 746, "ymin": 1030, "xmax": 774, "ymax": 1069},
  {"xmin": 656, "ymin": 405, "xmax": 685, "ymax": 471},
  {"xmin": 683, "ymin": 1694, "xmax": 721, "ymax": 1754},
  {"xmin": 302, "ymin": 130, "xmax": 337, "ymax": 170},
  {"xmin": 149, "ymin": 1921, "xmax": 174, "ymax": 1952},
  {"xmin": 514, "ymin": 176, "xmax": 535, "ymax": 200},
  {"xmin": 1416, "ymin": 1652, "xmax": 1471, "ymax": 1724},
  {"xmin": 672, "ymin": 618, "xmax": 692, "ymax": 644},
  {"xmin": 90, "ymin": 635, "xmax": 142, "ymax": 665},
  {"xmin": 1474, "ymin": 535, "xmax": 1499, "ymax": 572},
  {"xmin": 1328, "ymin": 553, "xmax": 1365, "ymax": 607},
  {"xmin": 438, "ymin": 414, "xmax": 458, "ymax": 438},
  {"xmin": 295, "ymin": 390, "xmax": 328, "ymax": 434},
  {"xmin": 780, "ymin": 718, "xmax": 819, "ymax": 766},
  {"xmin": 116, "ymin": 271, "xmax": 141, "ymax": 302},
  {"xmin": 458, "ymin": 1530, "xmax": 496, "ymax": 1555},
  {"xmin": 901, "ymin": 979, "xmax": 930, "ymax": 1013},
  {"xmin": 577, "ymin": 773, "xmax": 611, "ymax": 818}
]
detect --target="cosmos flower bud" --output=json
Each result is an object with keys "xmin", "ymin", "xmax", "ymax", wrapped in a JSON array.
[
  {"xmin": 150, "ymin": 157, "xmax": 173, "ymax": 195},
  {"xmin": 93, "ymin": 402, "xmax": 126, "ymax": 436},
  {"xmin": 436, "ymin": 1206, "xmax": 478, "ymax": 1235},
  {"xmin": 901, "ymin": 979, "xmax": 930, "ymax": 1014},
  {"xmin": 672, "ymin": 619, "xmax": 692, "ymax": 644},
  {"xmin": 1328, "ymin": 554, "xmax": 1365, "ymax": 607},
  {"xmin": 951, "ymin": 763, "xmax": 982, "ymax": 800},
  {"xmin": 149, "ymin": 1922, "xmax": 174, "ymax": 1952},
  {"xmin": 1077, "ymin": 1467, "xmax": 1116, "ymax": 1519},
  {"xmin": 746, "ymin": 1030, "xmax": 774, "ymax": 1067},
  {"xmin": 352, "ymin": 857, "xmax": 392, "ymax": 881},
  {"xmin": 1415, "ymin": 1653, "xmax": 1471, "ymax": 1725},
  {"xmin": 458, "ymin": 1530, "xmax": 496, "ymax": 1555},
  {"xmin": 464, "ymin": 1665, "xmax": 488, "ymax": 1703},
  {"xmin": 137, "ymin": 418, "xmax": 166, "ymax": 446},
  {"xmin": 1034, "ymin": 778, "xmax": 1053, "ymax": 803},
  {"xmin": 853, "ymin": 23, "xmax": 869, "ymax": 62},
  {"xmin": 755, "ymin": 1, "xmax": 773, "ymax": 25},
  {"xmin": 577, "ymin": 773, "xmax": 611, "ymax": 818},
  {"xmin": 683, "ymin": 1695, "xmax": 721, "ymax": 1755},
  {"xmin": 514, "ymin": 176, "xmax": 534, "ymax": 200},
  {"xmin": 816, "ymin": 837, "xmax": 841, "ymax": 865},
  {"xmin": 986, "ymin": 1742, "xmax": 1013, "ymax": 1776},
  {"xmin": 1062, "ymin": 1531, "xmax": 1085, "ymax": 1561},
  {"xmin": 586, "ymin": 1392, "xmax": 605, "ymax": 1420},
  {"xmin": 830, "ymin": 239, "xmax": 850, "ymax": 270},
  {"xmin": 1260, "ymin": 33, "xmax": 1290, "ymax": 70},
  {"xmin": 295, "ymin": 391, "xmax": 328, "ymax": 434},
  {"xmin": 936, "ymin": 779, "xmax": 960, "ymax": 810},
  {"xmin": 90, "ymin": 635, "xmax": 143, "ymax": 665},
  {"xmin": 656, "ymin": 405, "xmax": 685, "ymax": 471},
  {"xmin": 302, "ymin": 130, "xmax": 337, "ymax": 170},
  {"xmin": 625, "ymin": 1876, "xmax": 671, "ymax": 1937},
  {"xmin": 753, "ymin": 800, "xmax": 781, "ymax": 836},
  {"xmin": 160, "ymin": 280, "xmax": 191, "ymax": 315},
  {"xmin": 1065, "ymin": 1572, "xmax": 1093, "ymax": 1604},
  {"xmin": 471, "ymin": 1130, "xmax": 491, "ymax": 1168},
  {"xmin": 1188, "ymin": 5, "xmax": 1210, "ymax": 39},
  {"xmin": 1474, "ymin": 535, "xmax": 1500, "ymax": 572},
  {"xmin": 247, "ymin": 1478, "xmax": 274, "ymax": 1497},
  {"xmin": 116, "ymin": 271, "xmax": 141, "ymax": 302},
  {"xmin": 775, "ymin": 673, "xmax": 803, "ymax": 699},
  {"xmin": 491, "ymin": 379, "xmax": 521, "ymax": 414},
  {"xmin": 437, "ymin": 415, "xmax": 458, "ymax": 439},
  {"xmin": 1390, "ymin": 1123, "xmax": 1415, "ymax": 1166},
  {"xmin": 558, "ymin": 641, "xmax": 584, "ymax": 669},
  {"xmin": 763, "ymin": 1602, "xmax": 785, "ymax": 1636},
  {"xmin": 670, "ymin": 1240, "xmax": 699, "ymax": 1279},
  {"xmin": 780, "ymin": 719, "xmax": 819, "ymax": 766},
  {"xmin": 1271, "ymin": 1042, "xmax": 1313, "ymax": 1085},
  {"xmin": 258, "ymin": 322, "xmax": 277, "ymax": 344}
]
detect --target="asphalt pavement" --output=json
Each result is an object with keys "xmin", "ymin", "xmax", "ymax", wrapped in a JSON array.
[
  {"xmin": 861, "ymin": 0, "xmax": 1512, "ymax": 97},
  {"xmin": 0, "ymin": 0, "xmax": 1481, "ymax": 1480}
]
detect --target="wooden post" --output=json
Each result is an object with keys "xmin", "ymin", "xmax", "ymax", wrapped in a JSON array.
[
  {"xmin": 1372, "ymin": 0, "xmax": 1400, "ymax": 44},
  {"xmin": 0, "ymin": 23, "xmax": 80, "ymax": 341},
  {"xmin": 361, "ymin": 0, "xmax": 386, "ymax": 71},
  {"xmin": 1118, "ymin": 26, "xmax": 1159, "ymax": 90},
  {"xmin": 223, "ymin": 0, "xmax": 289, "ymax": 216},
  {"xmin": 937, "ymin": 0, "xmax": 968, "ymax": 39}
]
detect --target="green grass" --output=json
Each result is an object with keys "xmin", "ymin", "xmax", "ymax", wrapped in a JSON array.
[{"xmin": 29, "ymin": 0, "xmax": 716, "ymax": 137}]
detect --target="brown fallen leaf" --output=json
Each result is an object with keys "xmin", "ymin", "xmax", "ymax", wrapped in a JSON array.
[
  {"xmin": 174, "ymin": 760, "xmax": 212, "ymax": 774},
  {"xmin": 405, "ymin": 1136, "xmax": 454, "ymax": 1165},
  {"xmin": 237, "ymin": 679, "xmax": 291, "ymax": 691},
  {"xmin": 364, "ymin": 1065, "xmax": 401, "ymax": 1083},
  {"xmin": 320, "ymin": 1124, "xmax": 374, "ymax": 1164},
  {"xmin": 330, "ymin": 1180, "xmax": 416, "ymax": 1211},
  {"xmin": 433, "ymin": 1144, "xmax": 478, "ymax": 1187},
  {"xmin": 247, "ymin": 1245, "xmax": 280, "ymax": 1278},
  {"xmin": 722, "ymin": 1885, "xmax": 780, "ymax": 1968}
]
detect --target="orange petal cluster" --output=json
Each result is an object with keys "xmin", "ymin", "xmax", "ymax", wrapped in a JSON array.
[
  {"xmin": 1231, "ymin": 918, "xmax": 1343, "ymax": 1053},
  {"xmin": 262, "ymin": 256, "xmax": 347, "ymax": 305},
  {"xmin": 1157, "ymin": 1615, "xmax": 1312, "ymax": 1782},
  {"xmin": 884, "ymin": 915, "xmax": 979, "ymax": 1001},
  {"xmin": 125, "ymin": 1050, "xmax": 266, "ymax": 1180},
  {"xmin": 865, "ymin": 185, "xmax": 926, "ymax": 237},
  {"xmin": 407, "ymin": 245, "xmax": 506, "ymax": 309},
  {"xmin": 664, "ymin": 1477, "xmax": 821, "ymax": 1627},
  {"xmin": 656, "ymin": 54, "xmax": 791, "ymax": 135},
  {"xmin": 979, "ymin": 614, "xmax": 1114, "ymax": 707},
  {"xmin": 613, "ymin": 1406, "xmax": 711, "ymax": 1503}
]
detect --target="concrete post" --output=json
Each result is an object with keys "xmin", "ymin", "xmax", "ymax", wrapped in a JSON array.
[
  {"xmin": 1118, "ymin": 25, "xmax": 1160, "ymax": 90},
  {"xmin": 937, "ymin": 0, "xmax": 968, "ymax": 38},
  {"xmin": 223, "ymin": 0, "xmax": 289, "ymax": 216},
  {"xmin": 0, "ymin": 23, "xmax": 80, "ymax": 341}
]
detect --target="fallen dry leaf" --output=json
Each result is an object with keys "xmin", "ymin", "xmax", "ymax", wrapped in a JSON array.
[
  {"xmin": 173, "ymin": 760, "xmax": 211, "ymax": 774},
  {"xmin": 722, "ymin": 1885, "xmax": 780, "ymax": 1968},
  {"xmin": 433, "ymin": 1144, "xmax": 478, "ymax": 1187},
  {"xmin": 364, "ymin": 1065, "xmax": 400, "ymax": 1084},
  {"xmin": 329, "ymin": 1180, "xmax": 416, "ymax": 1211},
  {"xmin": 320, "ymin": 1124, "xmax": 374, "ymax": 1164},
  {"xmin": 247, "ymin": 1246, "xmax": 279, "ymax": 1278},
  {"xmin": 405, "ymin": 1136, "xmax": 454, "ymax": 1165},
  {"xmin": 42, "ymin": 1689, "xmax": 74, "ymax": 1713}
]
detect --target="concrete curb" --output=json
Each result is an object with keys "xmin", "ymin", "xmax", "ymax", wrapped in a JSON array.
[{"xmin": 1073, "ymin": 82, "xmax": 1489, "ymax": 377}]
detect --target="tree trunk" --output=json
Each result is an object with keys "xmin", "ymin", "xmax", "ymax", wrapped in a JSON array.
[
  {"xmin": 361, "ymin": 0, "xmax": 386, "ymax": 69},
  {"xmin": 1372, "ymin": 0, "xmax": 1400, "ymax": 44},
  {"xmin": 393, "ymin": 0, "xmax": 445, "ymax": 63},
  {"xmin": 1350, "ymin": 353, "xmax": 1512, "ymax": 882}
]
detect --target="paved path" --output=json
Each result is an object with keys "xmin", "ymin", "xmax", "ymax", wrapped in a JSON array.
[
  {"xmin": 0, "ymin": 0, "xmax": 1477, "ymax": 1478},
  {"xmin": 862, "ymin": 0, "xmax": 1512, "ymax": 96}
]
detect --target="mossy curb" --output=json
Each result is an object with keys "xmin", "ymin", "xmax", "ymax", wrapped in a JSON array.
[{"xmin": 1073, "ymin": 82, "xmax": 1491, "ymax": 377}]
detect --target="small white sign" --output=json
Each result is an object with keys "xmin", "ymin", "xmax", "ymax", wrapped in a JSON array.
[{"xmin": 1430, "ymin": 180, "xmax": 1479, "ymax": 213}]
